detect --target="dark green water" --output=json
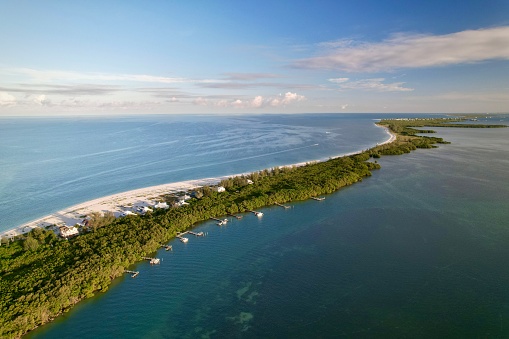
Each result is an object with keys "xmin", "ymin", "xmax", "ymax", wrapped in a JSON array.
[{"xmin": 28, "ymin": 124, "xmax": 509, "ymax": 338}]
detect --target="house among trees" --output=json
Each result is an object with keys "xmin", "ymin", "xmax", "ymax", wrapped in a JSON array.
[
  {"xmin": 120, "ymin": 210, "xmax": 136, "ymax": 217},
  {"xmin": 154, "ymin": 201, "xmax": 169, "ymax": 209},
  {"xmin": 176, "ymin": 195, "xmax": 191, "ymax": 206},
  {"xmin": 135, "ymin": 206, "xmax": 153, "ymax": 214},
  {"xmin": 57, "ymin": 225, "xmax": 79, "ymax": 239},
  {"xmin": 215, "ymin": 186, "xmax": 226, "ymax": 193}
]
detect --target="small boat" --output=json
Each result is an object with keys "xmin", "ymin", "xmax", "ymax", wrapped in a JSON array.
[{"xmin": 180, "ymin": 237, "xmax": 189, "ymax": 243}]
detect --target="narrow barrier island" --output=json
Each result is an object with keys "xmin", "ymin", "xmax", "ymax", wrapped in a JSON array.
[{"xmin": 0, "ymin": 118, "xmax": 505, "ymax": 338}]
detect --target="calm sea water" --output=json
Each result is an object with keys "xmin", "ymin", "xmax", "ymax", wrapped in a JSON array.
[
  {"xmin": 0, "ymin": 114, "xmax": 396, "ymax": 233},
  {"xmin": 9, "ymin": 114, "xmax": 509, "ymax": 338}
]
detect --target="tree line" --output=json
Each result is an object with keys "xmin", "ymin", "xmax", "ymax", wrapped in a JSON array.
[{"xmin": 0, "ymin": 118, "xmax": 505, "ymax": 338}]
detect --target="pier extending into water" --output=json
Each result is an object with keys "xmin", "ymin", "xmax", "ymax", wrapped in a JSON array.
[
  {"xmin": 275, "ymin": 203, "xmax": 291, "ymax": 209},
  {"xmin": 311, "ymin": 197, "xmax": 325, "ymax": 201},
  {"xmin": 228, "ymin": 213, "xmax": 243, "ymax": 220},
  {"xmin": 125, "ymin": 270, "xmax": 139, "ymax": 278},
  {"xmin": 161, "ymin": 244, "xmax": 173, "ymax": 251}
]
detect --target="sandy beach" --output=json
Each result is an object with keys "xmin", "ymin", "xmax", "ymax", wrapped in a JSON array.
[{"xmin": 1, "ymin": 126, "xmax": 396, "ymax": 239}]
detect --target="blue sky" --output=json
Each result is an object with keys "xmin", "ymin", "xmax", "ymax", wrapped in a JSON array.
[{"xmin": 0, "ymin": 0, "xmax": 508, "ymax": 115}]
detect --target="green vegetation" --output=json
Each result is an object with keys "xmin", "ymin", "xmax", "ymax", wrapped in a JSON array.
[
  {"xmin": 0, "ymin": 118, "xmax": 506, "ymax": 338},
  {"xmin": 370, "ymin": 118, "xmax": 505, "ymax": 156}
]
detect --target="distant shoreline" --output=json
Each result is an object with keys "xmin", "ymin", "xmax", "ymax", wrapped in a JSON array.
[{"xmin": 0, "ymin": 124, "xmax": 396, "ymax": 239}]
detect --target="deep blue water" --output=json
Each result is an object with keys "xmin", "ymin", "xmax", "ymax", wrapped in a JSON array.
[
  {"xmin": 5, "ymin": 113, "xmax": 509, "ymax": 338},
  {"xmin": 0, "ymin": 114, "xmax": 400, "ymax": 233}
]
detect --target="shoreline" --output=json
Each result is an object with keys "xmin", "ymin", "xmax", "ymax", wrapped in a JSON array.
[{"xmin": 1, "ymin": 124, "xmax": 396, "ymax": 239}]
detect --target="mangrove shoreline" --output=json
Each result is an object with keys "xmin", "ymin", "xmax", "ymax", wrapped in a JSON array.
[{"xmin": 0, "ymin": 118, "xmax": 506, "ymax": 338}]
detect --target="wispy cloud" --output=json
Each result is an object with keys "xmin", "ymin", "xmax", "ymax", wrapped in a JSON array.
[
  {"xmin": 34, "ymin": 94, "xmax": 52, "ymax": 106},
  {"xmin": 5, "ymin": 68, "xmax": 189, "ymax": 84},
  {"xmin": 198, "ymin": 81, "xmax": 316, "ymax": 90},
  {"xmin": 329, "ymin": 78, "xmax": 413, "ymax": 92},
  {"xmin": 222, "ymin": 73, "xmax": 283, "ymax": 81},
  {"xmin": 328, "ymin": 78, "xmax": 349, "ymax": 84},
  {"xmin": 294, "ymin": 26, "xmax": 509, "ymax": 72},
  {"xmin": 197, "ymin": 72, "xmax": 317, "ymax": 90},
  {"xmin": 0, "ymin": 84, "xmax": 121, "ymax": 96}
]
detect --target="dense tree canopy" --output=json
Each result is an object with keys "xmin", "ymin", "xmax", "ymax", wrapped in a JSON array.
[{"xmin": 0, "ymin": 118, "xmax": 505, "ymax": 338}]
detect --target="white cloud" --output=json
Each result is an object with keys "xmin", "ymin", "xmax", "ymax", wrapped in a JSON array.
[
  {"xmin": 295, "ymin": 26, "xmax": 509, "ymax": 72},
  {"xmin": 193, "ymin": 97, "xmax": 208, "ymax": 106},
  {"xmin": 5, "ymin": 67, "xmax": 191, "ymax": 84},
  {"xmin": 194, "ymin": 92, "xmax": 305, "ymax": 109},
  {"xmin": 34, "ymin": 94, "xmax": 52, "ymax": 106},
  {"xmin": 231, "ymin": 99, "xmax": 244, "ymax": 108},
  {"xmin": 0, "ymin": 92, "xmax": 16, "ymax": 106},
  {"xmin": 328, "ymin": 78, "xmax": 349, "ymax": 83},
  {"xmin": 333, "ymin": 78, "xmax": 413, "ymax": 92},
  {"xmin": 269, "ymin": 92, "xmax": 303, "ymax": 107},
  {"xmin": 215, "ymin": 99, "xmax": 229, "ymax": 107},
  {"xmin": 341, "ymin": 104, "xmax": 349, "ymax": 110},
  {"xmin": 251, "ymin": 96, "xmax": 263, "ymax": 108}
]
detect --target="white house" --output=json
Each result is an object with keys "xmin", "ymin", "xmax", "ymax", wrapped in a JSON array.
[
  {"xmin": 135, "ymin": 206, "xmax": 153, "ymax": 214},
  {"xmin": 176, "ymin": 200, "xmax": 189, "ymax": 207},
  {"xmin": 154, "ymin": 202, "xmax": 169, "ymax": 209},
  {"xmin": 120, "ymin": 210, "xmax": 136, "ymax": 217},
  {"xmin": 178, "ymin": 195, "xmax": 192, "ymax": 203},
  {"xmin": 58, "ymin": 225, "xmax": 79, "ymax": 238},
  {"xmin": 247, "ymin": 179, "xmax": 254, "ymax": 185},
  {"xmin": 215, "ymin": 186, "xmax": 226, "ymax": 193}
]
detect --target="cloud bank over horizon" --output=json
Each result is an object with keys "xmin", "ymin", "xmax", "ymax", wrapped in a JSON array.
[
  {"xmin": 294, "ymin": 26, "xmax": 509, "ymax": 72},
  {"xmin": 0, "ymin": 2, "xmax": 508, "ymax": 115}
]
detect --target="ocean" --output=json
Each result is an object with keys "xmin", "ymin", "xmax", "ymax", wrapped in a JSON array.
[
  {"xmin": 0, "ymin": 113, "xmax": 394, "ymax": 233},
  {"xmin": 3, "ymin": 113, "xmax": 509, "ymax": 337}
]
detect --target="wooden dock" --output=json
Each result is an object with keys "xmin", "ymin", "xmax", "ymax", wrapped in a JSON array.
[
  {"xmin": 275, "ymin": 202, "xmax": 291, "ymax": 209},
  {"xmin": 228, "ymin": 213, "xmax": 243, "ymax": 220},
  {"xmin": 125, "ymin": 270, "xmax": 139, "ymax": 278},
  {"xmin": 188, "ymin": 231, "xmax": 204, "ymax": 237},
  {"xmin": 142, "ymin": 257, "xmax": 161, "ymax": 265},
  {"xmin": 311, "ymin": 197, "xmax": 325, "ymax": 201},
  {"xmin": 161, "ymin": 244, "xmax": 173, "ymax": 251}
]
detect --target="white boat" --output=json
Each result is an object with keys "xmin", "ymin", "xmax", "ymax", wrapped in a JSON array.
[{"xmin": 180, "ymin": 237, "xmax": 189, "ymax": 243}]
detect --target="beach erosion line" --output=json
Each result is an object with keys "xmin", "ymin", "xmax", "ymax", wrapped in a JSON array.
[{"xmin": 1, "ymin": 124, "xmax": 396, "ymax": 238}]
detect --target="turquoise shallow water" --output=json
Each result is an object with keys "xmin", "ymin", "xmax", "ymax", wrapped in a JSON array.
[{"xmin": 25, "ymin": 115, "xmax": 509, "ymax": 338}]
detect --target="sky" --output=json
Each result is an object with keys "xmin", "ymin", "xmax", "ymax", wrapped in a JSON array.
[{"xmin": 0, "ymin": 0, "xmax": 508, "ymax": 115}]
